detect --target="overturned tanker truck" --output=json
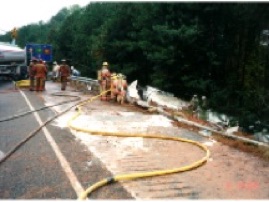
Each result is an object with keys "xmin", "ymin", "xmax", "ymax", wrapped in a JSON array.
[{"xmin": 0, "ymin": 42, "xmax": 52, "ymax": 81}]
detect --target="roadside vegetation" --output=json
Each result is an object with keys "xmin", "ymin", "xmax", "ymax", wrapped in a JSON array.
[{"xmin": 1, "ymin": 2, "xmax": 268, "ymax": 128}]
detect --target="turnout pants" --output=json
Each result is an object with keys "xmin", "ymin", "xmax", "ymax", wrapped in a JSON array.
[
  {"xmin": 35, "ymin": 77, "xmax": 45, "ymax": 91},
  {"xmin": 29, "ymin": 76, "xmax": 35, "ymax": 91},
  {"xmin": 61, "ymin": 76, "xmax": 68, "ymax": 90},
  {"xmin": 100, "ymin": 79, "xmax": 111, "ymax": 101}
]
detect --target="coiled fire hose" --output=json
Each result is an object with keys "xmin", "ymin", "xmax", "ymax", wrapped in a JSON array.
[{"xmin": 67, "ymin": 89, "xmax": 211, "ymax": 200}]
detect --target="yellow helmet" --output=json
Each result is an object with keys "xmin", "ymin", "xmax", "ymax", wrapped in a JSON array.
[
  {"xmin": 118, "ymin": 73, "xmax": 126, "ymax": 80},
  {"xmin": 102, "ymin": 61, "xmax": 108, "ymax": 66},
  {"xmin": 111, "ymin": 73, "xmax": 117, "ymax": 80}
]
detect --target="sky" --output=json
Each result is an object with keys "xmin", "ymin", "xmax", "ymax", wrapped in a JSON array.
[
  {"xmin": 0, "ymin": 0, "xmax": 253, "ymax": 34},
  {"xmin": 0, "ymin": 0, "xmax": 91, "ymax": 34}
]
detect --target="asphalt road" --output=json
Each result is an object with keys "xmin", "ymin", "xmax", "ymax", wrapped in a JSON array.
[
  {"xmin": 0, "ymin": 80, "xmax": 132, "ymax": 199},
  {"xmin": 1, "ymin": 80, "xmax": 268, "ymax": 200}
]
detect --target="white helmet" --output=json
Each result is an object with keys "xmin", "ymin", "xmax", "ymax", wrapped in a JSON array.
[{"xmin": 102, "ymin": 61, "xmax": 108, "ymax": 66}]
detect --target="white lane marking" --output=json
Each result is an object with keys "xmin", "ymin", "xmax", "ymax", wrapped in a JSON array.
[
  {"xmin": 19, "ymin": 89, "xmax": 84, "ymax": 197},
  {"xmin": 0, "ymin": 150, "xmax": 5, "ymax": 160}
]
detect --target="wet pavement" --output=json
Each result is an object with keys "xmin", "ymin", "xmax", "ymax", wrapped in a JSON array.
[
  {"xmin": 1, "ymin": 80, "xmax": 268, "ymax": 199},
  {"xmin": 0, "ymin": 80, "xmax": 131, "ymax": 199}
]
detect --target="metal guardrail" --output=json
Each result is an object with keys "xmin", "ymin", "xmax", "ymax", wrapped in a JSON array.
[
  {"xmin": 70, "ymin": 76, "xmax": 98, "ymax": 83},
  {"xmin": 69, "ymin": 76, "xmax": 99, "ymax": 94}
]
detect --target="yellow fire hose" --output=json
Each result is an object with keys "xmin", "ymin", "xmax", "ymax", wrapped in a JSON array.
[
  {"xmin": 14, "ymin": 79, "xmax": 210, "ymax": 199},
  {"xmin": 67, "ymin": 89, "xmax": 211, "ymax": 200}
]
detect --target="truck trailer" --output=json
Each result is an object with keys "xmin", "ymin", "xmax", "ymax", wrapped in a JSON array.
[
  {"xmin": 0, "ymin": 42, "xmax": 52, "ymax": 81},
  {"xmin": 0, "ymin": 42, "xmax": 27, "ymax": 80}
]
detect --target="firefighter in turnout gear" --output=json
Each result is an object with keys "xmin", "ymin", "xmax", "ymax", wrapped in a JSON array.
[
  {"xmin": 28, "ymin": 58, "xmax": 37, "ymax": 91},
  {"xmin": 59, "ymin": 59, "xmax": 71, "ymax": 91},
  {"xmin": 189, "ymin": 94, "xmax": 199, "ymax": 115},
  {"xmin": 33, "ymin": 59, "xmax": 47, "ymax": 91},
  {"xmin": 111, "ymin": 73, "xmax": 127, "ymax": 104},
  {"xmin": 98, "ymin": 61, "xmax": 111, "ymax": 101}
]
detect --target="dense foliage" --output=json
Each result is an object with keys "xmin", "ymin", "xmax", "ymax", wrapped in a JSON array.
[{"xmin": 1, "ymin": 3, "xmax": 269, "ymax": 127}]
